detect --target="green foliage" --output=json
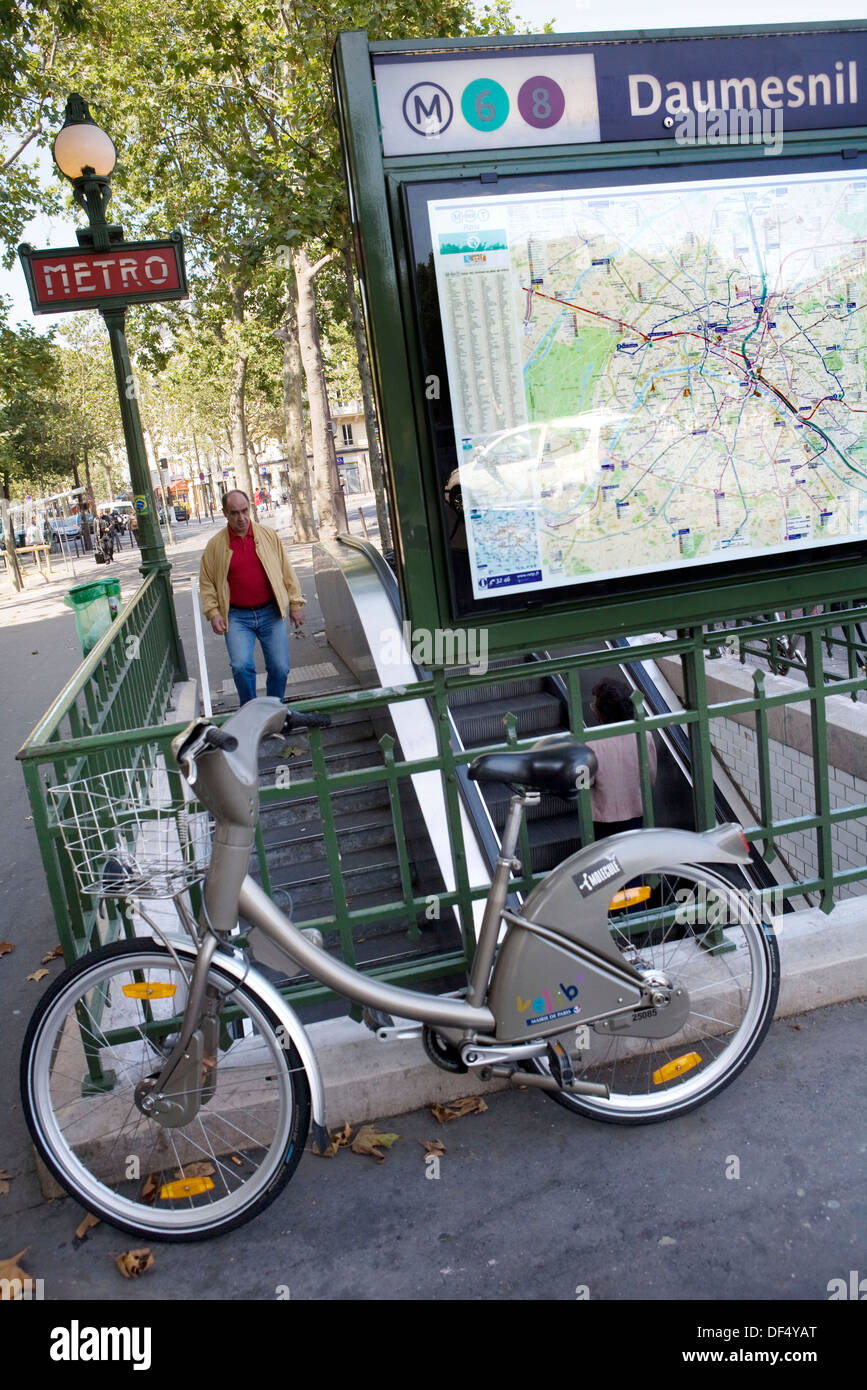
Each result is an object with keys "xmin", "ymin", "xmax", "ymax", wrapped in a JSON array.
[
  {"xmin": 0, "ymin": 306, "xmax": 67, "ymax": 496},
  {"xmin": 0, "ymin": 1, "xmax": 104, "ymax": 262}
]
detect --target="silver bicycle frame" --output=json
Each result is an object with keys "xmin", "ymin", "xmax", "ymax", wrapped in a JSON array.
[{"xmin": 167, "ymin": 700, "xmax": 754, "ymax": 1105}]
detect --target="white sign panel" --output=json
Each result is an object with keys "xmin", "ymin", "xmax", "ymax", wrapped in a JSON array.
[{"xmin": 373, "ymin": 53, "xmax": 600, "ymax": 156}]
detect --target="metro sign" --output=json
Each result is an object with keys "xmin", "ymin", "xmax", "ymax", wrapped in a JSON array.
[{"xmin": 18, "ymin": 235, "xmax": 188, "ymax": 315}]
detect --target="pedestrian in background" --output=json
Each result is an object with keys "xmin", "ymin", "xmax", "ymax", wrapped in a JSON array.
[
  {"xmin": 589, "ymin": 677, "xmax": 657, "ymax": 839},
  {"xmin": 199, "ymin": 489, "xmax": 305, "ymax": 706}
]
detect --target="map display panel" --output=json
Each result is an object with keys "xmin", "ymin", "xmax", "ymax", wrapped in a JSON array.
[{"xmin": 428, "ymin": 169, "xmax": 867, "ymax": 600}]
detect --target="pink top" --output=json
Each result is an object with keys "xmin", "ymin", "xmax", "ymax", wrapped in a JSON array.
[{"xmin": 590, "ymin": 732, "xmax": 657, "ymax": 823}]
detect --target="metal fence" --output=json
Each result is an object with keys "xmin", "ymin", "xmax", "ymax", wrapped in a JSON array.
[{"xmin": 18, "ymin": 579, "xmax": 867, "ymax": 1008}]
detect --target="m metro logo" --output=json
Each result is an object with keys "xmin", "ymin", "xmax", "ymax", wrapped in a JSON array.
[{"xmin": 403, "ymin": 81, "xmax": 453, "ymax": 137}]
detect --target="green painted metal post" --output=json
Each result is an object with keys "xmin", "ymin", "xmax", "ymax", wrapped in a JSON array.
[{"xmin": 102, "ymin": 306, "xmax": 186, "ymax": 680}]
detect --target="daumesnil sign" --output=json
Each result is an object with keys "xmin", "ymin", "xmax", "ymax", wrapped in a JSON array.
[
  {"xmin": 19, "ymin": 236, "xmax": 187, "ymax": 315},
  {"xmin": 373, "ymin": 30, "xmax": 867, "ymax": 156}
]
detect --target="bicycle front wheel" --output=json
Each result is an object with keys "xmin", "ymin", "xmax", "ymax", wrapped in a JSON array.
[
  {"xmin": 531, "ymin": 865, "xmax": 780, "ymax": 1124},
  {"xmin": 21, "ymin": 939, "xmax": 310, "ymax": 1241}
]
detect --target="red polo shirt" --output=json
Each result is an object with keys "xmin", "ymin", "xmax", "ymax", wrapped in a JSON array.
[{"xmin": 227, "ymin": 529, "xmax": 274, "ymax": 609}]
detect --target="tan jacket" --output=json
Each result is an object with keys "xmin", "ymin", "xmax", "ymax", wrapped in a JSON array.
[{"xmin": 199, "ymin": 522, "xmax": 305, "ymax": 625}]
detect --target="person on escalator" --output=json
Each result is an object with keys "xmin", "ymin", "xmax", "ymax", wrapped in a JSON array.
[{"xmin": 588, "ymin": 677, "xmax": 657, "ymax": 840}]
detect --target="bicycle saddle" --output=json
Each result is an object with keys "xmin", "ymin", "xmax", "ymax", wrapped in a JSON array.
[{"xmin": 468, "ymin": 735, "xmax": 597, "ymax": 798}]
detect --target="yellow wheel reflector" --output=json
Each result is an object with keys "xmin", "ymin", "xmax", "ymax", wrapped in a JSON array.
[
  {"xmin": 122, "ymin": 982, "xmax": 177, "ymax": 999},
  {"xmin": 609, "ymin": 885, "xmax": 651, "ymax": 910},
  {"xmin": 653, "ymin": 1052, "xmax": 702, "ymax": 1085},
  {"xmin": 158, "ymin": 1177, "xmax": 215, "ymax": 1200}
]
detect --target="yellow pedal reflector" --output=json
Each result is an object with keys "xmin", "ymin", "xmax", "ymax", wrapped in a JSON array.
[
  {"xmin": 158, "ymin": 1176, "xmax": 215, "ymax": 1200},
  {"xmin": 609, "ymin": 885, "xmax": 651, "ymax": 910},
  {"xmin": 653, "ymin": 1052, "xmax": 702, "ymax": 1085},
  {"xmin": 122, "ymin": 982, "xmax": 177, "ymax": 999}
]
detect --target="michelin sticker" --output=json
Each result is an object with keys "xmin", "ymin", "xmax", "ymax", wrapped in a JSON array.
[{"xmin": 573, "ymin": 855, "xmax": 622, "ymax": 897}]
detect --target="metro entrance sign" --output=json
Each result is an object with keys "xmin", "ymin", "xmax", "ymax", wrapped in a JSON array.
[
  {"xmin": 333, "ymin": 22, "xmax": 867, "ymax": 655},
  {"xmin": 19, "ymin": 234, "xmax": 187, "ymax": 315}
]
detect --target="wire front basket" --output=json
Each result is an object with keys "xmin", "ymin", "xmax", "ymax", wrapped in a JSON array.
[{"xmin": 49, "ymin": 766, "xmax": 211, "ymax": 900}]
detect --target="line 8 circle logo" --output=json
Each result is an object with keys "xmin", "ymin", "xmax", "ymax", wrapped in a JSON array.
[{"xmin": 403, "ymin": 82, "xmax": 453, "ymax": 137}]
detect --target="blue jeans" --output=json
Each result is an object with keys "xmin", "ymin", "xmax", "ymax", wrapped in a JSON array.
[{"xmin": 225, "ymin": 602, "xmax": 290, "ymax": 705}]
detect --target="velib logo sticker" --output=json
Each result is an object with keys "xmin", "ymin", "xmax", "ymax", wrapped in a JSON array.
[
  {"xmin": 50, "ymin": 1321, "xmax": 152, "ymax": 1371},
  {"xmin": 574, "ymin": 854, "xmax": 622, "ymax": 896},
  {"xmin": 517, "ymin": 972, "xmax": 583, "ymax": 1025}
]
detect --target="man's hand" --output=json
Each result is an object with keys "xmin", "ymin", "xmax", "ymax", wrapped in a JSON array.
[
  {"xmin": 210, "ymin": 613, "xmax": 227, "ymax": 636},
  {"xmin": 289, "ymin": 607, "xmax": 304, "ymax": 629}
]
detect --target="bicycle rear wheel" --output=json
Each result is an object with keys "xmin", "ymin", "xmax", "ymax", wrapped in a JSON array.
[
  {"xmin": 531, "ymin": 865, "xmax": 780, "ymax": 1124},
  {"xmin": 21, "ymin": 938, "xmax": 310, "ymax": 1241}
]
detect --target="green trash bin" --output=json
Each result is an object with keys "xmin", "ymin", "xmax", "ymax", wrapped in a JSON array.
[{"xmin": 64, "ymin": 578, "xmax": 121, "ymax": 656}]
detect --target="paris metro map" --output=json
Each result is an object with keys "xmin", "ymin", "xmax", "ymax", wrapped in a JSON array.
[{"xmin": 428, "ymin": 168, "xmax": 867, "ymax": 599}]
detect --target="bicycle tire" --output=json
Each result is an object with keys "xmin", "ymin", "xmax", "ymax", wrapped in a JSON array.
[
  {"xmin": 528, "ymin": 865, "xmax": 780, "ymax": 1125},
  {"xmin": 21, "ymin": 938, "xmax": 310, "ymax": 1241}
]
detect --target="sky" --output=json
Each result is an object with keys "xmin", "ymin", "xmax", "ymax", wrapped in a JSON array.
[{"xmin": 3, "ymin": 0, "xmax": 866, "ymax": 327}]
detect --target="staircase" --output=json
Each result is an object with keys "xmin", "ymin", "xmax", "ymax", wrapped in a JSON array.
[{"xmin": 446, "ymin": 658, "xmax": 584, "ymax": 874}]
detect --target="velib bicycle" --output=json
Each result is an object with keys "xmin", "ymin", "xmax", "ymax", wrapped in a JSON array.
[{"xmin": 21, "ymin": 699, "xmax": 780, "ymax": 1241}]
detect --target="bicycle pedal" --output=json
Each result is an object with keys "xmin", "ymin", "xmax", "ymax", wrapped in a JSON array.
[
  {"xmin": 547, "ymin": 1040, "xmax": 575, "ymax": 1089},
  {"xmin": 362, "ymin": 1007, "xmax": 395, "ymax": 1034}
]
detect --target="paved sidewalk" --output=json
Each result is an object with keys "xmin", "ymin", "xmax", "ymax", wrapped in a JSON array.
[{"xmin": 0, "ymin": 998, "xmax": 863, "ymax": 1306}]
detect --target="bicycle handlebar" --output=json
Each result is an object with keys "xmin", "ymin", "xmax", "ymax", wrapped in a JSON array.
[
  {"xmin": 283, "ymin": 709, "xmax": 332, "ymax": 732},
  {"xmin": 201, "ymin": 727, "xmax": 239, "ymax": 753}
]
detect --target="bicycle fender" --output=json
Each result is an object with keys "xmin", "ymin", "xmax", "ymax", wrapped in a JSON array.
[
  {"xmin": 161, "ymin": 935, "xmax": 328, "ymax": 1144},
  {"xmin": 520, "ymin": 823, "xmax": 752, "ymax": 973}
]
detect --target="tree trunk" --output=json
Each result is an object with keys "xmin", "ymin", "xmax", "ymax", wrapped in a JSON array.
[
  {"xmin": 71, "ymin": 453, "xmax": 93, "ymax": 551},
  {"xmin": 228, "ymin": 279, "xmax": 257, "ymax": 516},
  {"xmin": 83, "ymin": 447, "xmax": 97, "ymax": 549},
  {"xmin": 292, "ymin": 245, "xmax": 347, "ymax": 540},
  {"xmin": 342, "ymin": 241, "xmax": 392, "ymax": 551},
  {"xmin": 0, "ymin": 490, "xmax": 22, "ymax": 592},
  {"xmin": 281, "ymin": 270, "xmax": 316, "ymax": 541}
]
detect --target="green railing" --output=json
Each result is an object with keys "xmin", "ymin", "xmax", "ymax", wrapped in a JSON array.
[
  {"xmin": 17, "ymin": 570, "xmax": 185, "ymax": 960},
  {"xmin": 18, "ymin": 582, "xmax": 867, "ymax": 1008}
]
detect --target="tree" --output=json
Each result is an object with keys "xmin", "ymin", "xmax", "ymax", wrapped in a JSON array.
[
  {"xmin": 0, "ymin": 1, "xmax": 103, "ymax": 261},
  {"xmin": 0, "ymin": 309, "xmax": 67, "ymax": 586}
]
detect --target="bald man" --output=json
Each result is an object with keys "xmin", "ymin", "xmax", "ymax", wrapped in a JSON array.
[{"xmin": 199, "ymin": 490, "xmax": 305, "ymax": 705}]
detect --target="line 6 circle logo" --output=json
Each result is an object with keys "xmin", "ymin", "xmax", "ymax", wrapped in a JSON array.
[{"xmin": 403, "ymin": 82, "xmax": 453, "ymax": 137}]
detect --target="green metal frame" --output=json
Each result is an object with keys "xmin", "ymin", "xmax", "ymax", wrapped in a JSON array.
[
  {"xmin": 332, "ymin": 24, "xmax": 867, "ymax": 656},
  {"xmin": 19, "ymin": 570, "xmax": 867, "ymax": 1010}
]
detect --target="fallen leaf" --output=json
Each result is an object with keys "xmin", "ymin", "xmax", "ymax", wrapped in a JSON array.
[
  {"xmin": 350, "ymin": 1124, "xmax": 400, "ymax": 1162},
  {"xmin": 0, "ymin": 1170, "xmax": 11, "ymax": 1197},
  {"xmin": 26, "ymin": 968, "xmax": 49, "ymax": 982},
  {"xmin": 41, "ymin": 945, "xmax": 63, "ymax": 964},
  {"xmin": 140, "ymin": 1173, "xmax": 159, "ymax": 1205},
  {"xmin": 312, "ymin": 1120, "xmax": 353, "ymax": 1158},
  {"xmin": 431, "ymin": 1095, "xmax": 488, "ymax": 1125},
  {"xmin": 115, "ymin": 1248, "xmax": 154, "ymax": 1279},
  {"xmin": 0, "ymin": 1250, "xmax": 36, "ymax": 1294},
  {"xmin": 75, "ymin": 1212, "xmax": 100, "ymax": 1239},
  {"xmin": 174, "ymin": 1162, "xmax": 214, "ymax": 1180},
  {"xmin": 0, "ymin": 942, "xmax": 13, "ymax": 957},
  {"xmin": 279, "ymin": 744, "xmax": 304, "ymax": 758},
  {"xmin": 230, "ymin": 1155, "xmax": 242, "ymax": 1166},
  {"xmin": 31, "ymin": 650, "xmax": 38, "ymax": 655},
  {"xmin": 420, "ymin": 1140, "xmax": 446, "ymax": 1159}
]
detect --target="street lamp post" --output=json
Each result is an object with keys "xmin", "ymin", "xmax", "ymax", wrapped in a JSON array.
[{"xmin": 51, "ymin": 93, "xmax": 187, "ymax": 678}]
